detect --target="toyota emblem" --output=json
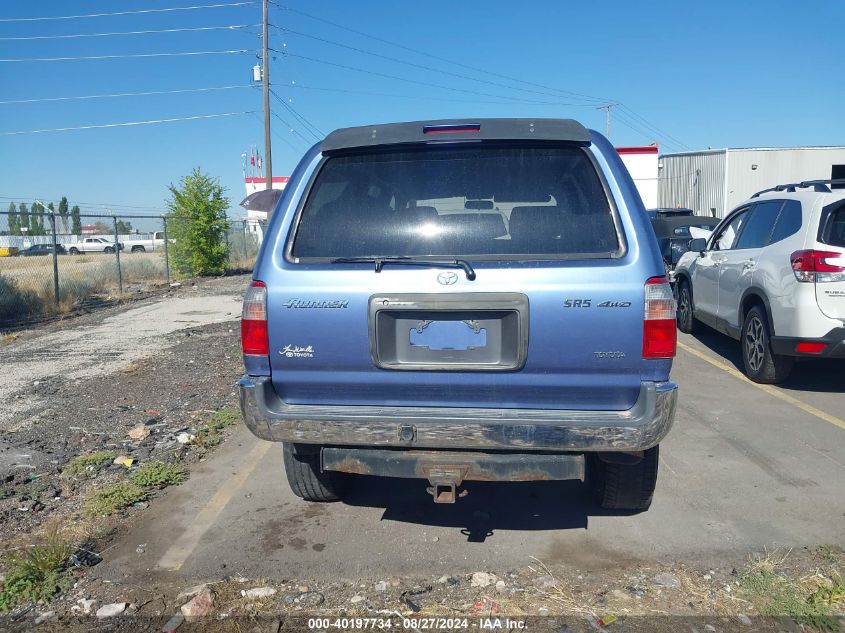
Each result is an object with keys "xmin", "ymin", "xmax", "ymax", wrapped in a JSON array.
[{"xmin": 437, "ymin": 271, "xmax": 459, "ymax": 285}]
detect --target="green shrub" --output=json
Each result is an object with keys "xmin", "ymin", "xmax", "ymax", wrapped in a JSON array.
[
  {"xmin": 0, "ymin": 534, "xmax": 73, "ymax": 612},
  {"xmin": 130, "ymin": 461, "xmax": 187, "ymax": 487},
  {"xmin": 166, "ymin": 169, "xmax": 230, "ymax": 277},
  {"xmin": 85, "ymin": 482, "xmax": 147, "ymax": 516},
  {"xmin": 63, "ymin": 450, "xmax": 117, "ymax": 478}
]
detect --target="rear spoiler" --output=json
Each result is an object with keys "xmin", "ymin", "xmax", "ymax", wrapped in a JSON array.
[{"xmin": 320, "ymin": 118, "xmax": 591, "ymax": 153}]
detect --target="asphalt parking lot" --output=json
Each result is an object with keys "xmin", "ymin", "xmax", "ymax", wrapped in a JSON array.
[{"xmin": 96, "ymin": 327, "xmax": 845, "ymax": 583}]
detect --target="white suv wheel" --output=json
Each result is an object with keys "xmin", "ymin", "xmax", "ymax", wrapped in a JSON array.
[{"xmin": 744, "ymin": 314, "xmax": 765, "ymax": 373}]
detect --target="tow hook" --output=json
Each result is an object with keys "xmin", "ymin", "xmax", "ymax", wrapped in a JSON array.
[{"xmin": 424, "ymin": 466, "xmax": 468, "ymax": 504}]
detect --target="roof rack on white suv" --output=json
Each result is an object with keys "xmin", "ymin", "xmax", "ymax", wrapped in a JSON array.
[{"xmin": 751, "ymin": 178, "xmax": 845, "ymax": 197}]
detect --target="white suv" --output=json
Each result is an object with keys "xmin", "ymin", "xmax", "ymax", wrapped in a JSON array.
[{"xmin": 674, "ymin": 180, "xmax": 845, "ymax": 383}]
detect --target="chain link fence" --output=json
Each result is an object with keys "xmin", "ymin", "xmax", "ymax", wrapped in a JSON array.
[{"xmin": 1, "ymin": 211, "xmax": 266, "ymax": 328}]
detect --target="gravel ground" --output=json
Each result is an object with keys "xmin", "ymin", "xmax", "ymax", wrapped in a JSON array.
[
  {"xmin": 3, "ymin": 547, "xmax": 843, "ymax": 632},
  {"xmin": 0, "ymin": 275, "xmax": 248, "ymax": 541}
]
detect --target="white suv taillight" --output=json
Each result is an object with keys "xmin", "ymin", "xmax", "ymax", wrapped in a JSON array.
[
  {"xmin": 643, "ymin": 277, "xmax": 677, "ymax": 358},
  {"xmin": 790, "ymin": 249, "xmax": 845, "ymax": 283},
  {"xmin": 241, "ymin": 280, "xmax": 269, "ymax": 355}
]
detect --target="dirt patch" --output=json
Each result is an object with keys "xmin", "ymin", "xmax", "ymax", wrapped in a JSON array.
[
  {"xmin": 2, "ymin": 546, "xmax": 842, "ymax": 632},
  {"xmin": 0, "ymin": 317, "xmax": 243, "ymax": 539},
  {"xmin": 0, "ymin": 275, "xmax": 248, "ymax": 545}
]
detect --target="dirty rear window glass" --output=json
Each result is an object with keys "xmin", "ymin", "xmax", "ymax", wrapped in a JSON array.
[{"xmin": 290, "ymin": 146, "xmax": 618, "ymax": 259}]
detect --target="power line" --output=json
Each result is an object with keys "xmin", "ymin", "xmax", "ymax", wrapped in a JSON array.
[
  {"xmin": 269, "ymin": 111, "xmax": 314, "ymax": 145},
  {"xmin": 277, "ymin": 50, "xmax": 592, "ymax": 107},
  {"xmin": 269, "ymin": 89, "xmax": 322, "ymax": 139},
  {"xmin": 271, "ymin": 3, "xmax": 691, "ymax": 149},
  {"xmin": 270, "ymin": 2, "xmax": 609, "ymax": 104},
  {"xmin": 285, "ymin": 83, "xmax": 588, "ymax": 107},
  {"xmin": 612, "ymin": 110, "xmax": 686, "ymax": 153},
  {"xmin": 0, "ymin": 24, "xmax": 259, "ymax": 41},
  {"xmin": 0, "ymin": 50, "xmax": 249, "ymax": 63},
  {"xmin": 0, "ymin": 84, "xmax": 256, "ymax": 106},
  {"xmin": 272, "ymin": 25, "xmax": 603, "ymax": 105},
  {"xmin": 0, "ymin": 111, "xmax": 257, "ymax": 137},
  {"xmin": 0, "ymin": 2, "xmax": 255, "ymax": 23},
  {"xmin": 0, "ymin": 196, "xmax": 167, "ymax": 212},
  {"xmin": 619, "ymin": 105, "xmax": 693, "ymax": 151}
]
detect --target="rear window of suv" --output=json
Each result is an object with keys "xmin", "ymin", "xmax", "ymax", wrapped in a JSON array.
[
  {"xmin": 290, "ymin": 146, "xmax": 619, "ymax": 260},
  {"xmin": 820, "ymin": 202, "xmax": 845, "ymax": 247}
]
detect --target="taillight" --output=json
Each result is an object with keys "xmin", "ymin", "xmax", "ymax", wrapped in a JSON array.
[
  {"xmin": 643, "ymin": 277, "xmax": 677, "ymax": 358},
  {"xmin": 791, "ymin": 249, "xmax": 845, "ymax": 283},
  {"xmin": 241, "ymin": 280, "xmax": 268, "ymax": 356}
]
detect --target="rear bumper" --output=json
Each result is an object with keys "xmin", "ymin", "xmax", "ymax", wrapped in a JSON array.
[
  {"xmin": 239, "ymin": 376, "xmax": 678, "ymax": 452},
  {"xmin": 771, "ymin": 327, "xmax": 845, "ymax": 358}
]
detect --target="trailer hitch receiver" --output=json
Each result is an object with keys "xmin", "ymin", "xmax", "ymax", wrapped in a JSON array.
[{"xmin": 424, "ymin": 466, "xmax": 467, "ymax": 504}]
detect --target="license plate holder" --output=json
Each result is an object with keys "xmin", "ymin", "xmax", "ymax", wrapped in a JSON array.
[
  {"xmin": 409, "ymin": 319, "xmax": 488, "ymax": 351},
  {"xmin": 369, "ymin": 293, "xmax": 528, "ymax": 371}
]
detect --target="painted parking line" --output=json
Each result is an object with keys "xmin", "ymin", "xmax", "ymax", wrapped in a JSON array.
[
  {"xmin": 157, "ymin": 440, "xmax": 271, "ymax": 571},
  {"xmin": 677, "ymin": 340, "xmax": 845, "ymax": 431}
]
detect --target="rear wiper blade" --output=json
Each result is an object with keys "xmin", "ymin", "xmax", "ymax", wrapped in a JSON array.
[{"xmin": 330, "ymin": 256, "xmax": 476, "ymax": 281}]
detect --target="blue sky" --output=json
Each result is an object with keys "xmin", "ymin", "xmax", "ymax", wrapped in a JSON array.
[{"xmin": 1, "ymin": 0, "xmax": 842, "ymax": 229}]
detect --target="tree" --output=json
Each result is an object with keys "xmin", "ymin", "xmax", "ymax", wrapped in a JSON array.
[
  {"xmin": 70, "ymin": 205, "xmax": 81, "ymax": 235},
  {"xmin": 18, "ymin": 203, "xmax": 30, "ymax": 234},
  {"xmin": 166, "ymin": 168, "xmax": 230, "ymax": 276},
  {"xmin": 47, "ymin": 202, "xmax": 56, "ymax": 236},
  {"xmin": 115, "ymin": 220, "xmax": 133, "ymax": 234},
  {"xmin": 7, "ymin": 202, "xmax": 19, "ymax": 235},
  {"xmin": 29, "ymin": 202, "xmax": 46, "ymax": 236},
  {"xmin": 58, "ymin": 196, "xmax": 69, "ymax": 234},
  {"xmin": 93, "ymin": 221, "xmax": 111, "ymax": 235}
]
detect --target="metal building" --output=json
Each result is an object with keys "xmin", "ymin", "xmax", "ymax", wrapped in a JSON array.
[{"xmin": 658, "ymin": 146, "xmax": 845, "ymax": 218}]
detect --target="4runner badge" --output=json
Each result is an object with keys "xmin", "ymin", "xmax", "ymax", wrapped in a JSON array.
[
  {"xmin": 281, "ymin": 345, "xmax": 314, "ymax": 358},
  {"xmin": 283, "ymin": 299, "xmax": 348, "ymax": 309}
]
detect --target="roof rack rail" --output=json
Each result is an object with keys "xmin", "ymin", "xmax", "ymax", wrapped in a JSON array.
[{"xmin": 751, "ymin": 179, "xmax": 845, "ymax": 198}]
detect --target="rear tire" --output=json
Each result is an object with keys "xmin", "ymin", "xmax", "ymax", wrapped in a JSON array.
[
  {"xmin": 131, "ymin": 246, "xmax": 145, "ymax": 253},
  {"xmin": 742, "ymin": 305, "xmax": 793, "ymax": 384},
  {"xmin": 676, "ymin": 280, "xmax": 698, "ymax": 334},
  {"xmin": 282, "ymin": 443, "xmax": 345, "ymax": 502},
  {"xmin": 104, "ymin": 246, "xmax": 115, "ymax": 254},
  {"xmin": 69, "ymin": 247, "xmax": 79, "ymax": 255},
  {"xmin": 590, "ymin": 446, "xmax": 659, "ymax": 511}
]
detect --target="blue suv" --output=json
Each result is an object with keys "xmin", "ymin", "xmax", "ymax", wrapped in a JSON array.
[{"xmin": 240, "ymin": 119, "xmax": 678, "ymax": 510}]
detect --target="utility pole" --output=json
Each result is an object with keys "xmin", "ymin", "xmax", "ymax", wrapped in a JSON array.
[
  {"xmin": 262, "ymin": 0, "xmax": 273, "ymax": 190},
  {"xmin": 596, "ymin": 102, "xmax": 618, "ymax": 139}
]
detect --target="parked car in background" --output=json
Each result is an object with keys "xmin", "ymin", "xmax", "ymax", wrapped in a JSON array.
[
  {"xmin": 674, "ymin": 180, "xmax": 845, "ymax": 383},
  {"xmin": 647, "ymin": 207, "xmax": 694, "ymax": 219},
  {"xmin": 649, "ymin": 215, "xmax": 718, "ymax": 278},
  {"xmin": 240, "ymin": 118, "xmax": 678, "ymax": 512},
  {"xmin": 66, "ymin": 237, "xmax": 124, "ymax": 254},
  {"xmin": 18, "ymin": 243, "xmax": 67, "ymax": 256},
  {"xmin": 123, "ymin": 231, "xmax": 169, "ymax": 253}
]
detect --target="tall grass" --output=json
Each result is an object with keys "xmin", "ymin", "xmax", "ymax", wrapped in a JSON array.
[
  {"xmin": 0, "ymin": 274, "xmax": 45, "ymax": 325},
  {"xmin": 1, "ymin": 248, "xmax": 249, "ymax": 327}
]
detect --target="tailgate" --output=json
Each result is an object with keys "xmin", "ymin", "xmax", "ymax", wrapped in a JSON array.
[
  {"xmin": 815, "ymin": 246, "xmax": 845, "ymax": 319},
  {"xmin": 816, "ymin": 202, "xmax": 845, "ymax": 319},
  {"xmin": 267, "ymin": 267, "xmax": 646, "ymax": 411}
]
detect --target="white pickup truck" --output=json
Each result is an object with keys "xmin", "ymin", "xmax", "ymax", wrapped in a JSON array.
[
  {"xmin": 66, "ymin": 237, "xmax": 124, "ymax": 254},
  {"xmin": 123, "ymin": 231, "xmax": 168, "ymax": 253}
]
